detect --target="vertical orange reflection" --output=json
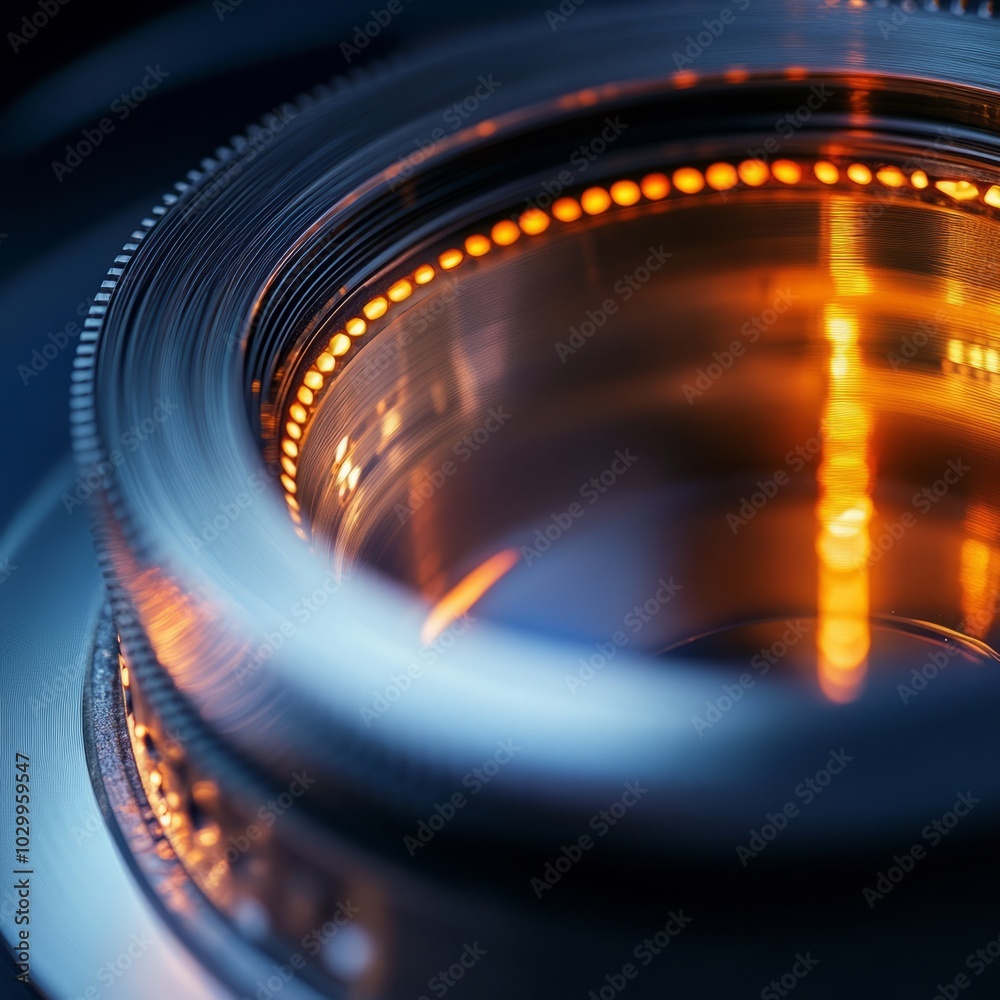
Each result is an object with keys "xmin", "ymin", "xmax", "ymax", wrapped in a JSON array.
[
  {"xmin": 816, "ymin": 305, "xmax": 872, "ymax": 702},
  {"xmin": 960, "ymin": 503, "xmax": 1000, "ymax": 639}
]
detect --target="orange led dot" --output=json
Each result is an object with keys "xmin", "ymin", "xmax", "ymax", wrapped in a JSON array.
[
  {"xmin": 281, "ymin": 455, "xmax": 297, "ymax": 477},
  {"xmin": 336, "ymin": 459, "xmax": 353, "ymax": 485},
  {"xmin": 552, "ymin": 197, "xmax": 583, "ymax": 221},
  {"xmin": 581, "ymin": 187, "xmax": 612, "ymax": 214},
  {"xmin": 846, "ymin": 163, "xmax": 873, "ymax": 185},
  {"xmin": 289, "ymin": 403, "xmax": 307, "ymax": 423},
  {"xmin": 133, "ymin": 723, "xmax": 147, "ymax": 739},
  {"xmin": 280, "ymin": 474, "xmax": 297, "ymax": 494},
  {"xmin": 673, "ymin": 70, "xmax": 697, "ymax": 88},
  {"xmin": 347, "ymin": 465, "xmax": 362, "ymax": 490},
  {"xmin": 672, "ymin": 167, "xmax": 705, "ymax": 194},
  {"xmin": 285, "ymin": 420, "xmax": 302, "ymax": 440},
  {"xmin": 724, "ymin": 67, "xmax": 749, "ymax": 84},
  {"xmin": 121, "ymin": 665, "xmax": 129, "ymax": 688},
  {"xmin": 640, "ymin": 173, "xmax": 670, "ymax": 200},
  {"xmin": 610, "ymin": 179, "xmax": 642, "ymax": 206},
  {"xmin": 439, "ymin": 248, "xmax": 464, "ymax": 269},
  {"xmin": 303, "ymin": 370, "xmax": 323, "ymax": 391},
  {"xmin": 388, "ymin": 279, "xmax": 413, "ymax": 302},
  {"xmin": 706, "ymin": 162, "xmax": 738, "ymax": 191},
  {"xmin": 814, "ymin": 161, "xmax": 839, "ymax": 184},
  {"xmin": 282, "ymin": 438, "xmax": 299, "ymax": 459},
  {"xmin": 738, "ymin": 159, "xmax": 769, "ymax": 186},
  {"xmin": 297, "ymin": 386, "xmax": 314, "ymax": 406},
  {"xmin": 519, "ymin": 208, "xmax": 550, "ymax": 234},
  {"xmin": 330, "ymin": 334, "xmax": 352, "ymax": 357},
  {"xmin": 294, "ymin": 526, "xmax": 308, "ymax": 540},
  {"xmin": 414, "ymin": 264, "xmax": 435, "ymax": 284},
  {"xmin": 772, "ymin": 160, "xmax": 801, "ymax": 184},
  {"xmin": 285, "ymin": 494, "xmax": 300, "ymax": 512},
  {"xmin": 911, "ymin": 170, "xmax": 929, "ymax": 189},
  {"xmin": 464, "ymin": 234, "xmax": 492, "ymax": 256},
  {"xmin": 935, "ymin": 179, "xmax": 979, "ymax": 201},
  {"xmin": 363, "ymin": 297, "xmax": 388, "ymax": 320},
  {"xmin": 985, "ymin": 185, "xmax": 1000, "ymax": 208},
  {"xmin": 875, "ymin": 166, "xmax": 905, "ymax": 188},
  {"xmin": 316, "ymin": 351, "xmax": 336, "ymax": 372},
  {"xmin": 785, "ymin": 66, "xmax": 808, "ymax": 80},
  {"xmin": 491, "ymin": 220, "xmax": 521, "ymax": 245},
  {"xmin": 346, "ymin": 317, "xmax": 367, "ymax": 337}
]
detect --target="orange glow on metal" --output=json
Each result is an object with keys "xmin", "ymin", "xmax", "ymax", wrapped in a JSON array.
[
  {"xmin": 363, "ymin": 296, "xmax": 388, "ymax": 320},
  {"xmin": 640, "ymin": 173, "xmax": 670, "ymax": 200},
  {"xmin": 672, "ymin": 167, "xmax": 704, "ymax": 194},
  {"xmin": 610, "ymin": 179, "xmax": 642, "ymax": 206},
  {"xmin": 846, "ymin": 163, "xmax": 873, "ymax": 185},
  {"xmin": 420, "ymin": 549, "xmax": 520, "ymax": 644},
  {"xmin": 491, "ymin": 220, "xmax": 521, "ymax": 245},
  {"xmin": 814, "ymin": 161, "xmax": 839, "ymax": 185},
  {"xmin": 816, "ymin": 305, "xmax": 872, "ymax": 704},
  {"xmin": 706, "ymin": 162, "xmax": 738, "ymax": 191},
  {"xmin": 329, "ymin": 334, "xmax": 352, "ymax": 357},
  {"xmin": 772, "ymin": 159, "xmax": 802, "ymax": 184},
  {"xmin": 464, "ymin": 234, "xmax": 492, "ymax": 257},
  {"xmin": 519, "ymin": 208, "xmax": 551, "ymax": 234},
  {"xmin": 278, "ymin": 154, "xmax": 1000, "ymax": 534},
  {"xmin": 553, "ymin": 197, "xmax": 583, "ymax": 221},
  {"xmin": 388, "ymin": 279, "xmax": 414, "ymax": 302},
  {"xmin": 737, "ymin": 159, "xmax": 769, "ymax": 186},
  {"xmin": 581, "ymin": 187, "xmax": 612, "ymax": 214}
]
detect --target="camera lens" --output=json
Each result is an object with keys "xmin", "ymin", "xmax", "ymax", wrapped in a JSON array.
[{"xmin": 66, "ymin": 3, "xmax": 1000, "ymax": 997}]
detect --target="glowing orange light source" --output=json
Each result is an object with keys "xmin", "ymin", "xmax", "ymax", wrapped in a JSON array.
[
  {"xmin": 581, "ymin": 187, "xmax": 612, "ymax": 214},
  {"xmin": 519, "ymin": 208, "xmax": 551, "ymax": 234}
]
